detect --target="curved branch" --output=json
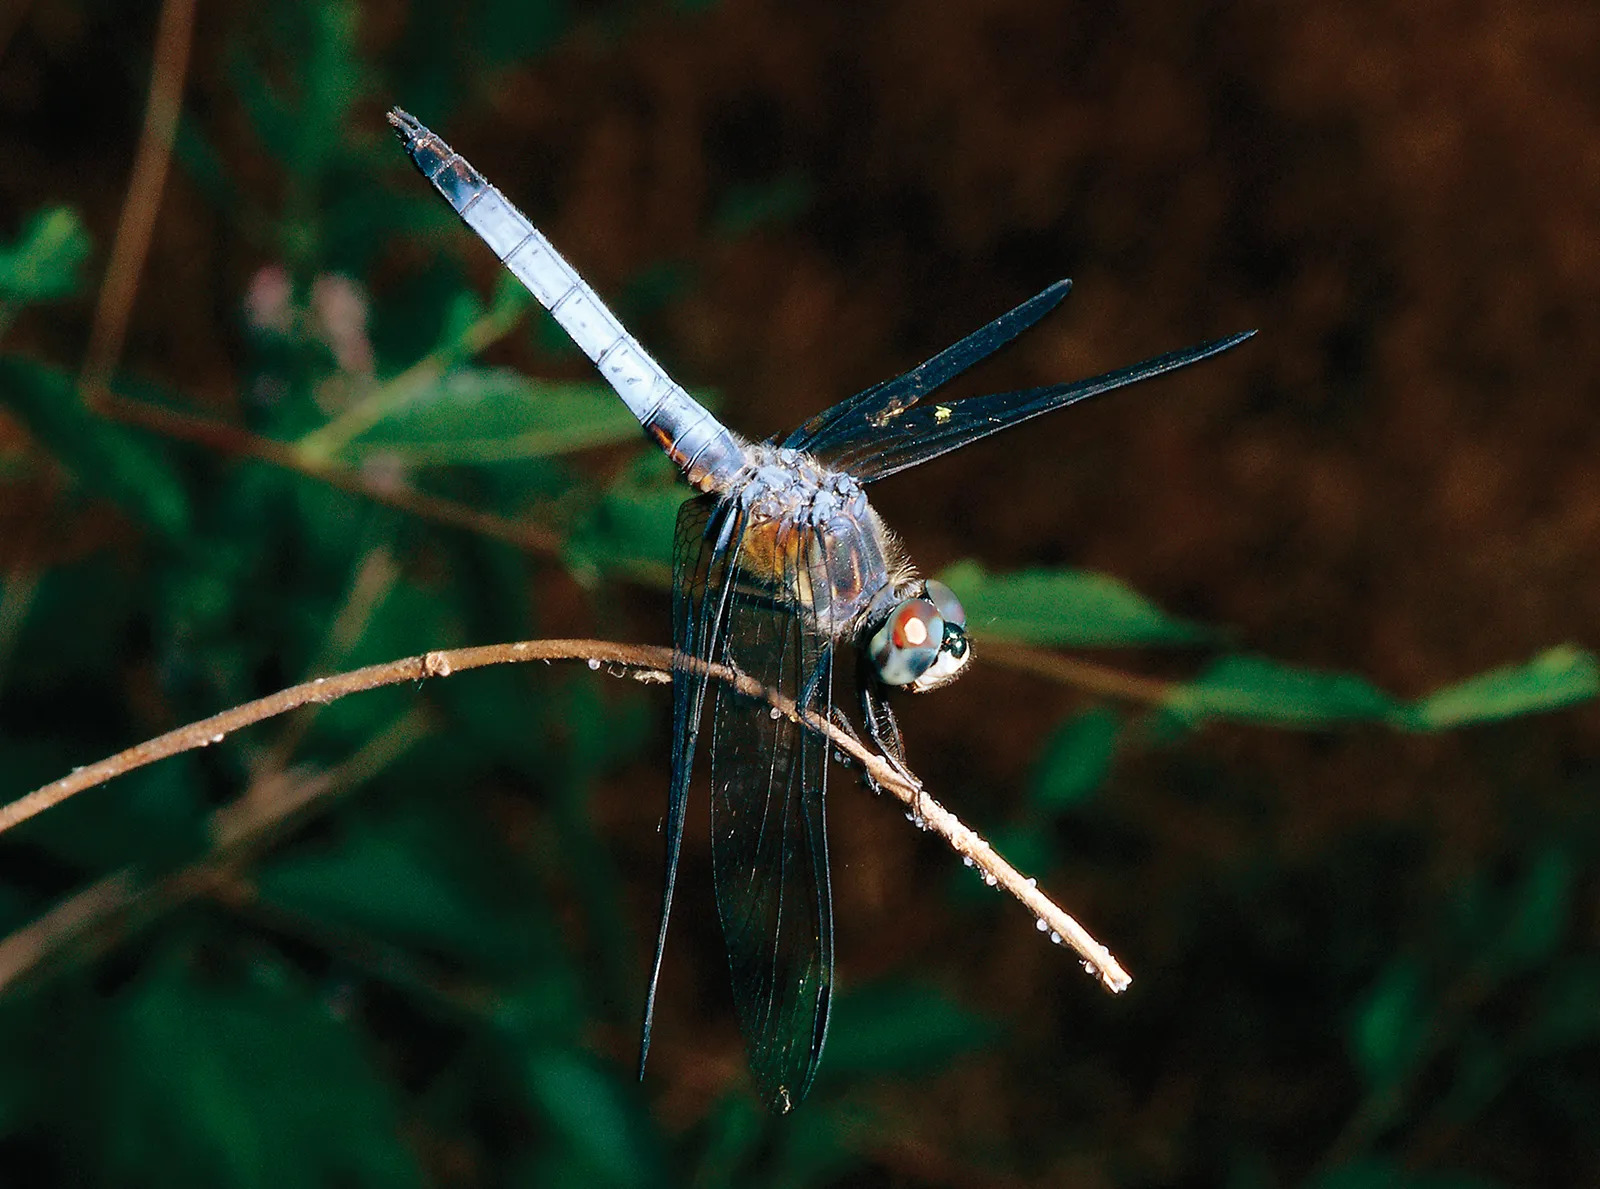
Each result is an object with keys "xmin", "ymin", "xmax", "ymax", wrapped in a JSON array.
[{"xmin": 0, "ymin": 637, "xmax": 1131, "ymax": 993}]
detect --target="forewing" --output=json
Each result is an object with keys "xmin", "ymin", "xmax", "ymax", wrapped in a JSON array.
[
  {"xmin": 639, "ymin": 495, "xmax": 745, "ymax": 1079},
  {"xmin": 783, "ymin": 280, "xmax": 1072, "ymax": 457},
  {"xmin": 833, "ymin": 330, "xmax": 1255, "ymax": 483},
  {"xmin": 710, "ymin": 522, "xmax": 837, "ymax": 1112}
]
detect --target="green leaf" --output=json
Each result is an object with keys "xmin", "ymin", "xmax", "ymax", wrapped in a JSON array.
[
  {"xmin": 520, "ymin": 1049, "xmax": 666, "ymax": 1188},
  {"xmin": 474, "ymin": 0, "xmax": 571, "ymax": 67},
  {"xmin": 1168, "ymin": 655, "xmax": 1397, "ymax": 728},
  {"xmin": 297, "ymin": 0, "xmax": 364, "ymax": 180},
  {"xmin": 489, "ymin": 268, "xmax": 538, "ymax": 321},
  {"xmin": 712, "ymin": 176, "xmax": 813, "ymax": 236},
  {"xmin": 1311, "ymin": 1160, "xmax": 1501, "ymax": 1189},
  {"xmin": 103, "ymin": 961, "xmax": 423, "ymax": 1189},
  {"xmin": 564, "ymin": 456, "xmax": 683, "ymax": 583},
  {"xmin": 1402, "ymin": 646, "xmax": 1600, "ymax": 730},
  {"xmin": 353, "ymin": 368, "xmax": 641, "ymax": 463},
  {"xmin": 935, "ymin": 559, "xmax": 1209, "ymax": 648},
  {"xmin": 1487, "ymin": 847, "xmax": 1574, "ymax": 975},
  {"xmin": 1164, "ymin": 647, "xmax": 1596, "ymax": 732},
  {"xmin": 1436, "ymin": 1026, "xmax": 1504, "ymax": 1124},
  {"xmin": 692, "ymin": 1095, "xmax": 767, "ymax": 1189},
  {"xmin": 1310, "ymin": 1160, "xmax": 1405, "ymax": 1189},
  {"xmin": 4, "ymin": 747, "xmax": 207, "ymax": 872},
  {"xmin": 1349, "ymin": 958, "xmax": 1432, "ymax": 1092},
  {"xmin": 1031, "ymin": 707, "xmax": 1120, "ymax": 809},
  {"xmin": 821, "ymin": 981, "xmax": 994, "ymax": 1077},
  {"xmin": 0, "ymin": 358, "xmax": 190, "ymax": 538},
  {"xmin": 0, "ymin": 207, "xmax": 90, "ymax": 304},
  {"xmin": 258, "ymin": 821, "xmax": 516, "ymax": 967}
]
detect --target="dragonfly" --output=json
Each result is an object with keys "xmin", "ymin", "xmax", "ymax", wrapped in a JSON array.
[{"xmin": 390, "ymin": 109, "xmax": 1253, "ymax": 1113}]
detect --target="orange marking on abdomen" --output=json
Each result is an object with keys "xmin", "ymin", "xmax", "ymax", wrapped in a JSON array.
[{"xmin": 646, "ymin": 422, "xmax": 684, "ymax": 460}]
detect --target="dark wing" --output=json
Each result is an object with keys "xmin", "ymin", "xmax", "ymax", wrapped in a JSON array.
[
  {"xmin": 638, "ymin": 495, "xmax": 747, "ymax": 1080},
  {"xmin": 826, "ymin": 331, "xmax": 1255, "ymax": 483},
  {"xmin": 783, "ymin": 280, "xmax": 1073, "ymax": 456},
  {"xmin": 710, "ymin": 520, "xmax": 837, "ymax": 1113}
]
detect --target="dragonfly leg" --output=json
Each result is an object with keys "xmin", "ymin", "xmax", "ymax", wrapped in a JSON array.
[
  {"xmin": 856, "ymin": 672, "xmax": 921, "ymax": 814},
  {"xmin": 826, "ymin": 705, "xmax": 873, "ymax": 776},
  {"xmin": 788, "ymin": 641, "xmax": 880, "ymax": 785}
]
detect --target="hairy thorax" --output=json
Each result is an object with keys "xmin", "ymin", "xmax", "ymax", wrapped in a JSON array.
[{"xmin": 730, "ymin": 445, "xmax": 913, "ymax": 639}]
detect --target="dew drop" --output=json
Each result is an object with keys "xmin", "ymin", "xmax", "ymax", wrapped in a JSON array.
[
  {"xmin": 1051, "ymin": 931, "xmax": 1063, "ymax": 945},
  {"xmin": 769, "ymin": 706, "xmax": 782, "ymax": 720},
  {"xmin": 983, "ymin": 873, "xmax": 997, "ymax": 886},
  {"xmin": 1035, "ymin": 918, "xmax": 1049, "ymax": 932},
  {"xmin": 210, "ymin": 733, "xmax": 224, "ymax": 744},
  {"xmin": 962, "ymin": 856, "xmax": 974, "ymax": 867},
  {"xmin": 587, "ymin": 658, "xmax": 601, "ymax": 670},
  {"xmin": 1025, "ymin": 877, "xmax": 1037, "ymax": 888}
]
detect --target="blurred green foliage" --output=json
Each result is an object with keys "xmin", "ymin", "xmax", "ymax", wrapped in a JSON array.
[
  {"xmin": 0, "ymin": 2, "xmax": 1596, "ymax": 1186},
  {"xmin": 0, "ymin": 208, "xmax": 90, "ymax": 307}
]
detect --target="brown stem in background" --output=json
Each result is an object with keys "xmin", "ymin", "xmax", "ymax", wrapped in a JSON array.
[
  {"xmin": 79, "ymin": 0, "xmax": 199, "ymax": 403},
  {"xmin": 0, "ymin": 710, "xmax": 429, "ymax": 993},
  {"xmin": 0, "ymin": 637, "xmax": 1131, "ymax": 994},
  {"xmin": 980, "ymin": 638, "xmax": 1176, "ymax": 703},
  {"xmin": 94, "ymin": 392, "xmax": 563, "ymax": 552}
]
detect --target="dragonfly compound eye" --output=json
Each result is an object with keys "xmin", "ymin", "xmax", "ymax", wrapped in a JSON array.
[
  {"xmin": 868, "ymin": 598, "xmax": 945, "ymax": 686},
  {"xmin": 922, "ymin": 579, "xmax": 966, "ymax": 629},
  {"xmin": 907, "ymin": 580, "xmax": 972, "ymax": 692}
]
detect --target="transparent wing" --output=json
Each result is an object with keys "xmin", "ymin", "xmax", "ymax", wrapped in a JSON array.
[
  {"xmin": 783, "ymin": 280, "xmax": 1073, "ymax": 457},
  {"xmin": 638, "ymin": 495, "xmax": 746, "ymax": 1079},
  {"xmin": 828, "ymin": 331, "xmax": 1255, "ymax": 483},
  {"xmin": 709, "ymin": 522, "xmax": 836, "ymax": 1113}
]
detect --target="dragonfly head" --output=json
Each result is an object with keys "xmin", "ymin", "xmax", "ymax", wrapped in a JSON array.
[{"xmin": 867, "ymin": 579, "xmax": 971, "ymax": 692}]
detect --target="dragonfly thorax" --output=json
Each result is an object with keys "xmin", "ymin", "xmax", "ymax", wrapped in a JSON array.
[{"xmin": 732, "ymin": 446, "xmax": 907, "ymax": 639}]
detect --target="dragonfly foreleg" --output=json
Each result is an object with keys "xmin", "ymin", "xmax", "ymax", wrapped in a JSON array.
[{"xmin": 851, "ymin": 674, "xmax": 920, "ymax": 811}]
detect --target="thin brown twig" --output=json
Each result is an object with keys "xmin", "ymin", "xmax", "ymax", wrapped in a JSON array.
[
  {"xmin": 79, "ymin": 0, "xmax": 199, "ymax": 402},
  {"xmin": 94, "ymin": 390, "xmax": 563, "ymax": 551},
  {"xmin": 0, "ymin": 709, "xmax": 429, "ymax": 994},
  {"xmin": 0, "ymin": 868, "xmax": 138, "ymax": 991},
  {"xmin": 981, "ymin": 638, "xmax": 1176, "ymax": 704},
  {"xmin": 248, "ymin": 545, "xmax": 401, "ymax": 790},
  {"xmin": 0, "ymin": 637, "xmax": 1131, "ymax": 993}
]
